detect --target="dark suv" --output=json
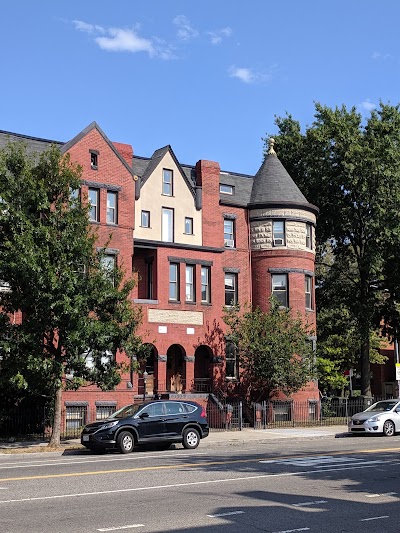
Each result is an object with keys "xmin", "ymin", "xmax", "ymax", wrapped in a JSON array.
[{"xmin": 81, "ymin": 400, "xmax": 209, "ymax": 453}]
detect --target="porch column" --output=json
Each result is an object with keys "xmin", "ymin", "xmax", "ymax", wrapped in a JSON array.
[
  {"xmin": 184, "ymin": 355, "xmax": 195, "ymax": 392},
  {"xmin": 156, "ymin": 355, "xmax": 167, "ymax": 394}
]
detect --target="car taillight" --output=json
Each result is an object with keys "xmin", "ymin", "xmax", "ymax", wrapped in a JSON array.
[{"xmin": 200, "ymin": 408, "xmax": 206, "ymax": 418}]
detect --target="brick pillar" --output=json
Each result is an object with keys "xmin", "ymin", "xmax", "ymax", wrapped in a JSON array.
[
  {"xmin": 157, "ymin": 355, "xmax": 167, "ymax": 393},
  {"xmin": 185, "ymin": 355, "xmax": 195, "ymax": 392}
]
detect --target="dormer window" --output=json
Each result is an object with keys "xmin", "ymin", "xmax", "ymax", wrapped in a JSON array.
[
  {"xmin": 220, "ymin": 184, "xmax": 234, "ymax": 195},
  {"xmin": 90, "ymin": 150, "xmax": 99, "ymax": 170}
]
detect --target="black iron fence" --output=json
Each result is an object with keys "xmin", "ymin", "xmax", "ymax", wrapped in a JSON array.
[
  {"xmin": 0, "ymin": 396, "xmax": 391, "ymax": 440},
  {"xmin": 250, "ymin": 397, "xmax": 378, "ymax": 429}
]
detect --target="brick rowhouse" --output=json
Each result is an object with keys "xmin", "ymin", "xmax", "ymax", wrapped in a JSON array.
[{"xmin": 0, "ymin": 125, "xmax": 320, "ymax": 422}]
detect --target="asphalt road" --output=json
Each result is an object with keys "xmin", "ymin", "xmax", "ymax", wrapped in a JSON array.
[{"xmin": 0, "ymin": 436, "xmax": 400, "ymax": 533}]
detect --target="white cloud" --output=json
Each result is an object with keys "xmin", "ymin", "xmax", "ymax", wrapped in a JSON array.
[
  {"xmin": 358, "ymin": 99, "xmax": 377, "ymax": 112},
  {"xmin": 73, "ymin": 20, "xmax": 105, "ymax": 34},
  {"xmin": 96, "ymin": 28, "xmax": 155, "ymax": 55},
  {"xmin": 229, "ymin": 65, "xmax": 277, "ymax": 85},
  {"xmin": 371, "ymin": 51, "xmax": 391, "ymax": 60},
  {"xmin": 229, "ymin": 66, "xmax": 256, "ymax": 84},
  {"xmin": 173, "ymin": 15, "xmax": 199, "ymax": 41},
  {"xmin": 73, "ymin": 20, "xmax": 174, "ymax": 59},
  {"xmin": 208, "ymin": 27, "xmax": 232, "ymax": 45}
]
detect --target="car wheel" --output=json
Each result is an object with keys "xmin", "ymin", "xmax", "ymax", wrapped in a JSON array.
[
  {"xmin": 117, "ymin": 431, "xmax": 135, "ymax": 453},
  {"xmin": 383, "ymin": 420, "xmax": 395, "ymax": 437},
  {"xmin": 182, "ymin": 428, "xmax": 200, "ymax": 449}
]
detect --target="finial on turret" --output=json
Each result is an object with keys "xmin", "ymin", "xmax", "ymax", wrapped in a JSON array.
[{"xmin": 268, "ymin": 137, "xmax": 276, "ymax": 155}]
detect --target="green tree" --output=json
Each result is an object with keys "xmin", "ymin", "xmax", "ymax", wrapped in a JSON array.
[
  {"xmin": 223, "ymin": 301, "xmax": 315, "ymax": 399},
  {"xmin": 0, "ymin": 142, "xmax": 143, "ymax": 447},
  {"xmin": 267, "ymin": 103, "xmax": 400, "ymax": 396}
]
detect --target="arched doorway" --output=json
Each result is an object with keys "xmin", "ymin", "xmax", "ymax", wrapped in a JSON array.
[
  {"xmin": 194, "ymin": 345, "xmax": 212, "ymax": 392},
  {"xmin": 167, "ymin": 344, "xmax": 185, "ymax": 392},
  {"xmin": 138, "ymin": 343, "xmax": 158, "ymax": 397}
]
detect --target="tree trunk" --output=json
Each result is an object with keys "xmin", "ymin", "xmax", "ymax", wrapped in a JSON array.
[
  {"xmin": 48, "ymin": 385, "xmax": 62, "ymax": 448},
  {"xmin": 360, "ymin": 338, "xmax": 372, "ymax": 397}
]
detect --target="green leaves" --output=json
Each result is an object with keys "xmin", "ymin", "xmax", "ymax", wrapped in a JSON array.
[
  {"xmin": 270, "ymin": 102, "xmax": 400, "ymax": 395},
  {"xmin": 223, "ymin": 300, "xmax": 315, "ymax": 399},
  {"xmin": 0, "ymin": 142, "xmax": 143, "ymax": 417}
]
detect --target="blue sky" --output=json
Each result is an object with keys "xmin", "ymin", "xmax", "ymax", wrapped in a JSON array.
[{"xmin": 1, "ymin": 1, "xmax": 399, "ymax": 175}]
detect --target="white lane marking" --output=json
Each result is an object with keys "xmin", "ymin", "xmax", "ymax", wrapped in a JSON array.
[
  {"xmin": 316, "ymin": 460, "xmax": 383, "ymax": 468},
  {"xmin": 272, "ymin": 529, "xmax": 310, "ymax": 533},
  {"xmin": 0, "ymin": 452, "xmax": 207, "ymax": 470},
  {"xmin": 292, "ymin": 500, "xmax": 327, "ymax": 507},
  {"xmin": 98, "ymin": 526, "xmax": 144, "ymax": 531},
  {"xmin": 261, "ymin": 455, "xmax": 365, "ymax": 467},
  {"xmin": 0, "ymin": 487, "xmax": 7, "ymax": 490},
  {"xmin": 207, "ymin": 510, "xmax": 244, "ymax": 518},
  {"xmin": 360, "ymin": 516, "xmax": 389, "ymax": 522},
  {"xmin": 366, "ymin": 492, "xmax": 397, "ymax": 498},
  {"xmin": 0, "ymin": 462, "xmax": 386, "ymax": 504}
]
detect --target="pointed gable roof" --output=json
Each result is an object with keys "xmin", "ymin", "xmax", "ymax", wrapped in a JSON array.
[
  {"xmin": 250, "ymin": 138, "xmax": 318, "ymax": 213},
  {"xmin": 137, "ymin": 144, "xmax": 196, "ymax": 200},
  {"xmin": 61, "ymin": 121, "xmax": 134, "ymax": 176}
]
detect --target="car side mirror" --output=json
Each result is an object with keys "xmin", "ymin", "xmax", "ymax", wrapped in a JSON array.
[{"xmin": 139, "ymin": 412, "xmax": 149, "ymax": 419}]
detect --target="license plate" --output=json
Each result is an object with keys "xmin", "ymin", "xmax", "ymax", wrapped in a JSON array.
[{"xmin": 82, "ymin": 435, "xmax": 90, "ymax": 442}]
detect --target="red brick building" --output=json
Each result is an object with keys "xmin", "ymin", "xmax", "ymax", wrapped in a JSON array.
[{"xmin": 0, "ymin": 124, "xmax": 319, "ymax": 422}]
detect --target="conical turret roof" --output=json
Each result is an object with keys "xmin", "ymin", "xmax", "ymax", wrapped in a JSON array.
[{"xmin": 250, "ymin": 138, "xmax": 316, "ymax": 212}]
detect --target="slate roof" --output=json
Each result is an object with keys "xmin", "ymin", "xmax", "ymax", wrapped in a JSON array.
[
  {"xmin": 0, "ymin": 130, "xmax": 62, "ymax": 155},
  {"xmin": 250, "ymin": 152, "xmax": 307, "ymax": 206},
  {"xmin": 0, "ymin": 128, "xmax": 316, "ymax": 213}
]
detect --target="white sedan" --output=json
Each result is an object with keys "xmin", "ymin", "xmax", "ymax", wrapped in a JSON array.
[{"xmin": 348, "ymin": 399, "xmax": 400, "ymax": 436}]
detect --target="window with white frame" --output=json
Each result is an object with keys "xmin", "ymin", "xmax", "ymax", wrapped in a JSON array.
[
  {"xmin": 162, "ymin": 169, "xmax": 173, "ymax": 196},
  {"xmin": 306, "ymin": 223, "xmax": 312, "ymax": 249},
  {"xmin": 225, "ymin": 340, "xmax": 238, "ymax": 379},
  {"xmin": 272, "ymin": 220, "xmax": 285, "ymax": 246},
  {"xmin": 225, "ymin": 273, "xmax": 238, "ymax": 306},
  {"xmin": 162, "ymin": 208, "xmax": 174, "ymax": 242},
  {"xmin": 272, "ymin": 273, "xmax": 288, "ymax": 307},
  {"xmin": 224, "ymin": 218, "xmax": 235, "ymax": 248},
  {"xmin": 169, "ymin": 263, "xmax": 179, "ymax": 301},
  {"xmin": 220, "ymin": 184, "xmax": 234, "ymax": 195},
  {"xmin": 141, "ymin": 210, "xmax": 150, "ymax": 228},
  {"xmin": 186, "ymin": 265, "xmax": 195, "ymax": 302},
  {"xmin": 100, "ymin": 254, "xmax": 116, "ymax": 285},
  {"xmin": 305, "ymin": 275, "xmax": 313, "ymax": 310},
  {"xmin": 201, "ymin": 266, "xmax": 211, "ymax": 303},
  {"xmin": 107, "ymin": 191, "xmax": 118, "ymax": 224},
  {"xmin": 185, "ymin": 217, "xmax": 193, "ymax": 235},
  {"xmin": 88, "ymin": 188, "xmax": 100, "ymax": 222}
]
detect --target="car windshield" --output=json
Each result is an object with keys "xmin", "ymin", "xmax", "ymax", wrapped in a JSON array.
[
  {"xmin": 365, "ymin": 401, "xmax": 398, "ymax": 412},
  {"xmin": 107, "ymin": 404, "xmax": 141, "ymax": 419}
]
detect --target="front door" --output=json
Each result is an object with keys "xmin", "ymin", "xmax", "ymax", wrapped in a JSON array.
[{"xmin": 167, "ymin": 345, "xmax": 184, "ymax": 392}]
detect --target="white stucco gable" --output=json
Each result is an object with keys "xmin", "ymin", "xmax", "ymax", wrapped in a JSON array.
[{"xmin": 135, "ymin": 150, "xmax": 202, "ymax": 245}]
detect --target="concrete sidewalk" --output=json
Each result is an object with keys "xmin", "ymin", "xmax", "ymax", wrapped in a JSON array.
[{"xmin": 0, "ymin": 425, "xmax": 350, "ymax": 455}]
